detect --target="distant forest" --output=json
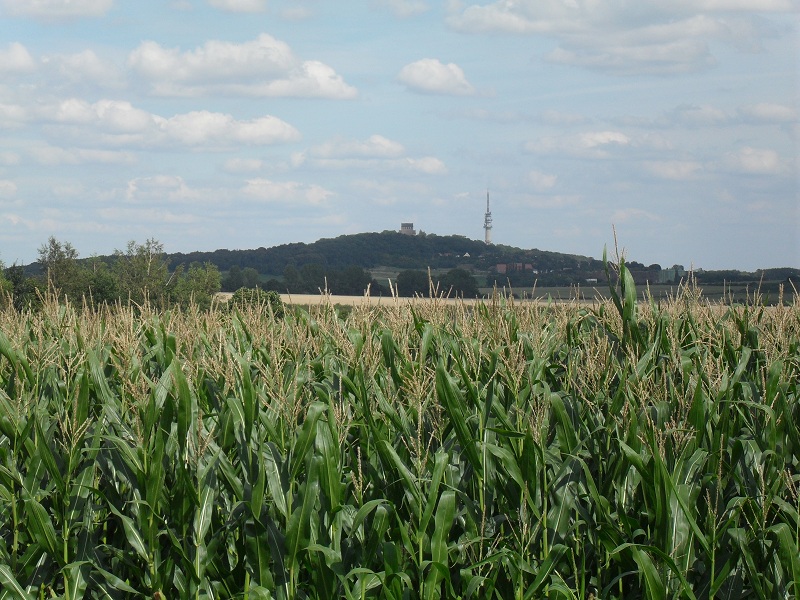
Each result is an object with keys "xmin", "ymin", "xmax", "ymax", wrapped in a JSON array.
[{"xmin": 13, "ymin": 230, "xmax": 799, "ymax": 301}]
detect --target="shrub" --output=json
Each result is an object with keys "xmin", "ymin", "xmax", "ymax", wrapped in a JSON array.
[{"xmin": 228, "ymin": 286, "xmax": 284, "ymax": 318}]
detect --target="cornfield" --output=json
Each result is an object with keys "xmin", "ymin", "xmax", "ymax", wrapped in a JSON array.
[{"xmin": 0, "ymin": 265, "xmax": 798, "ymax": 599}]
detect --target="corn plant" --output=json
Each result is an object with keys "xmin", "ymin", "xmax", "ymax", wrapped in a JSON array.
[{"xmin": 0, "ymin": 268, "xmax": 798, "ymax": 598}]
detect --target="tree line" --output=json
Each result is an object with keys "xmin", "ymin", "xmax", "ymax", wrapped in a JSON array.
[{"xmin": 0, "ymin": 237, "xmax": 221, "ymax": 310}]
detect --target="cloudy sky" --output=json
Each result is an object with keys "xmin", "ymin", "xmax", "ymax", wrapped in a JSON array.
[{"xmin": 0, "ymin": 0, "xmax": 797, "ymax": 270}]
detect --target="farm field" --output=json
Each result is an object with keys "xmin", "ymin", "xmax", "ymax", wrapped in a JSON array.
[{"xmin": 0, "ymin": 266, "xmax": 798, "ymax": 599}]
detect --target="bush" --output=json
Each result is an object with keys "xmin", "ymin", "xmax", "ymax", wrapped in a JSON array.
[{"xmin": 228, "ymin": 287, "xmax": 285, "ymax": 318}]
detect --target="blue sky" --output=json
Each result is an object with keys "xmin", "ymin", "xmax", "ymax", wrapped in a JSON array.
[{"xmin": 0, "ymin": 0, "xmax": 797, "ymax": 270}]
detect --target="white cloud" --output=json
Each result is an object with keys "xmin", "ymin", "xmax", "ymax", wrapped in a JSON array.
[
  {"xmin": 447, "ymin": 1, "xmax": 794, "ymax": 75},
  {"xmin": 0, "ymin": 152, "xmax": 20, "ymax": 165},
  {"xmin": 523, "ymin": 130, "xmax": 672, "ymax": 159},
  {"xmin": 223, "ymin": 158, "xmax": 264, "ymax": 173},
  {"xmin": 0, "ymin": 103, "xmax": 28, "ymax": 128},
  {"xmin": 1, "ymin": 0, "xmax": 113, "ymax": 18},
  {"xmin": 525, "ymin": 130, "xmax": 632, "ymax": 158},
  {"xmin": 29, "ymin": 145, "xmax": 137, "ymax": 166},
  {"xmin": 671, "ymin": 104, "xmax": 730, "ymax": 125},
  {"xmin": 162, "ymin": 111, "xmax": 301, "ymax": 146},
  {"xmin": 722, "ymin": 146, "xmax": 785, "ymax": 174},
  {"xmin": 310, "ymin": 135, "xmax": 406, "ymax": 159},
  {"xmin": 242, "ymin": 178, "xmax": 334, "ymax": 205},
  {"xmin": 644, "ymin": 160, "xmax": 703, "ymax": 180},
  {"xmin": 299, "ymin": 135, "xmax": 446, "ymax": 174},
  {"xmin": 377, "ymin": 0, "xmax": 430, "ymax": 17},
  {"xmin": 738, "ymin": 102, "xmax": 797, "ymax": 123},
  {"xmin": 41, "ymin": 99, "xmax": 300, "ymax": 148},
  {"xmin": 540, "ymin": 110, "xmax": 589, "ymax": 126},
  {"xmin": 43, "ymin": 49, "xmax": 122, "ymax": 86},
  {"xmin": 125, "ymin": 175, "xmax": 201, "ymax": 203},
  {"xmin": 0, "ymin": 180, "xmax": 17, "ymax": 197},
  {"xmin": 207, "ymin": 0, "xmax": 267, "ymax": 12},
  {"xmin": 128, "ymin": 35, "xmax": 357, "ymax": 99},
  {"xmin": 610, "ymin": 207, "xmax": 661, "ymax": 223},
  {"xmin": 397, "ymin": 58, "xmax": 475, "ymax": 95},
  {"xmin": 517, "ymin": 194, "xmax": 580, "ymax": 209},
  {"xmin": 0, "ymin": 42, "xmax": 37, "ymax": 74},
  {"xmin": 527, "ymin": 170, "xmax": 557, "ymax": 191}
]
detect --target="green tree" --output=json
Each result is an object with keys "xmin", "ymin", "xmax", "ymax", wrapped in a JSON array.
[
  {"xmin": 241, "ymin": 267, "xmax": 261, "ymax": 289},
  {"xmin": 442, "ymin": 268, "xmax": 480, "ymax": 297},
  {"xmin": 396, "ymin": 270, "xmax": 430, "ymax": 297},
  {"xmin": 4, "ymin": 264, "xmax": 41, "ymax": 310},
  {"xmin": 228, "ymin": 287, "xmax": 284, "ymax": 319},
  {"xmin": 222, "ymin": 265, "xmax": 244, "ymax": 292},
  {"xmin": 37, "ymin": 236, "xmax": 86, "ymax": 300},
  {"xmin": 172, "ymin": 262, "xmax": 222, "ymax": 310},
  {"xmin": 0, "ymin": 258, "xmax": 11, "ymax": 307},
  {"xmin": 114, "ymin": 239, "xmax": 171, "ymax": 306},
  {"xmin": 300, "ymin": 263, "xmax": 326, "ymax": 293},
  {"xmin": 283, "ymin": 265, "xmax": 302, "ymax": 293},
  {"xmin": 85, "ymin": 257, "xmax": 119, "ymax": 305}
]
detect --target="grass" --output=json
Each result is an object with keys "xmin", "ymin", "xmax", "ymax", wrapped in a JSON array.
[{"xmin": 0, "ymin": 264, "xmax": 798, "ymax": 599}]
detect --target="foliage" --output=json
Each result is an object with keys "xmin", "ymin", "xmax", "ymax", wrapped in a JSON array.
[
  {"xmin": 114, "ymin": 238, "xmax": 172, "ymax": 306},
  {"xmin": 0, "ymin": 263, "xmax": 798, "ymax": 598},
  {"xmin": 171, "ymin": 262, "xmax": 222, "ymax": 310},
  {"xmin": 229, "ymin": 286, "xmax": 285, "ymax": 318},
  {"xmin": 37, "ymin": 236, "xmax": 85, "ymax": 301}
]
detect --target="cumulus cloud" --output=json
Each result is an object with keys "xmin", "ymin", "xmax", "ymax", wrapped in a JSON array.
[
  {"xmin": 610, "ymin": 207, "xmax": 661, "ymax": 223},
  {"xmin": 1, "ymin": 0, "xmax": 113, "ymax": 18},
  {"xmin": 128, "ymin": 34, "xmax": 357, "ymax": 99},
  {"xmin": 377, "ymin": 0, "xmax": 430, "ymax": 17},
  {"xmin": 397, "ymin": 58, "xmax": 475, "ymax": 95},
  {"xmin": 671, "ymin": 104, "xmax": 730, "ymax": 125},
  {"xmin": 43, "ymin": 49, "xmax": 123, "ymax": 86},
  {"xmin": 721, "ymin": 146, "xmax": 785, "ymax": 174},
  {"xmin": 207, "ymin": 0, "xmax": 267, "ymax": 12},
  {"xmin": 525, "ymin": 130, "xmax": 632, "ymax": 158},
  {"xmin": 738, "ymin": 102, "xmax": 797, "ymax": 123},
  {"xmin": 0, "ymin": 180, "xmax": 17, "ymax": 197},
  {"xmin": 41, "ymin": 99, "xmax": 301, "ymax": 148},
  {"xmin": 242, "ymin": 178, "xmax": 334, "ymax": 205},
  {"xmin": 125, "ymin": 175, "xmax": 201, "ymax": 203},
  {"xmin": 310, "ymin": 135, "xmax": 406, "ymax": 159},
  {"xmin": 29, "ymin": 145, "xmax": 137, "ymax": 166},
  {"xmin": 644, "ymin": 160, "xmax": 703, "ymax": 180},
  {"xmin": 527, "ymin": 170, "xmax": 557, "ymax": 191},
  {"xmin": 0, "ymin": 103, "xmax": 28, "ymax": 128},
  {"xmin": 447, "ymin": 1, "xmax": 794, "ymax": 75},
  {"xmin": 223, "ymin": 158, "xmax": 264, "ymax": 173},
  {"xmin": 0, "ymin": 42, "xmax": 37, "ymax": 74},
  {"xmin": 295, "ymin": 135, "xmax": 447, "ymax": 174}
]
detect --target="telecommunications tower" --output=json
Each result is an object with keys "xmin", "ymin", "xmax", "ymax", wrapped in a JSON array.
[{"xmin": 483, "ymin": 190, "xmax": 493, "ymax": 245}]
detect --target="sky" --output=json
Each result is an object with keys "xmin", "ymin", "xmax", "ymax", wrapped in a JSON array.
[{"xmin": 0, "ymin": 0, "xmax": 797, "ymax": 271}]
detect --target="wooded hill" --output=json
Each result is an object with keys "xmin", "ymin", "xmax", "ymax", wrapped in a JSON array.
[{"xmin": 167, "ymin": 231, "xmax": 604, "ymax": 279}]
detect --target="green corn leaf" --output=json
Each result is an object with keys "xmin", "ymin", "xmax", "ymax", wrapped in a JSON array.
[
  {"xmin": 289, "ymin": 402, "xmax": 325, "ymax": 479},
  {"xmin": 106, "ymin": 501, "xmax": 149, "ymax": 563},
  {"xmin": 0, "ymin": 564, "xmax": 35, "ymax": 600},
  {"xmin": 285, "ymin": 454, "xmax": 321, "ymax": 571},
  {"xmin": 380, "ymin": 441, "xmax": 421, "ymax": 516},
  {"xmin": 419, "ymin": 449, "xmax": 448, "ymax": 535},
  {"xmin": 194, "ymin": 471, "xmax": 216, "ymax": 545},
  {"xmin": 263, "ymin": 443, "xmax": 288, "ymax": 519},
  {"xmin": 769, "ymin": 522, "xmax": 800, "ymax": 595},
  {"xmin": 22, "ymin": 494, "xmax": 59, "ymax": 561},
  {"xmin": 436, "ymin": 363, "xmax": 481, "ymax": 474}
]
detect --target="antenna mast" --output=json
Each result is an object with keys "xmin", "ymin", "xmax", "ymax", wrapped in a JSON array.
[{"xmin": 483, "ymin": 190, "xmax": 493, "ymax": 245}]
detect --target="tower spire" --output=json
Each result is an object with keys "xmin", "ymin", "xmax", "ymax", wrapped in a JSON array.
[{"xmin": 483, "ymin": 190, "xmax": 493, "ymax": 245}]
